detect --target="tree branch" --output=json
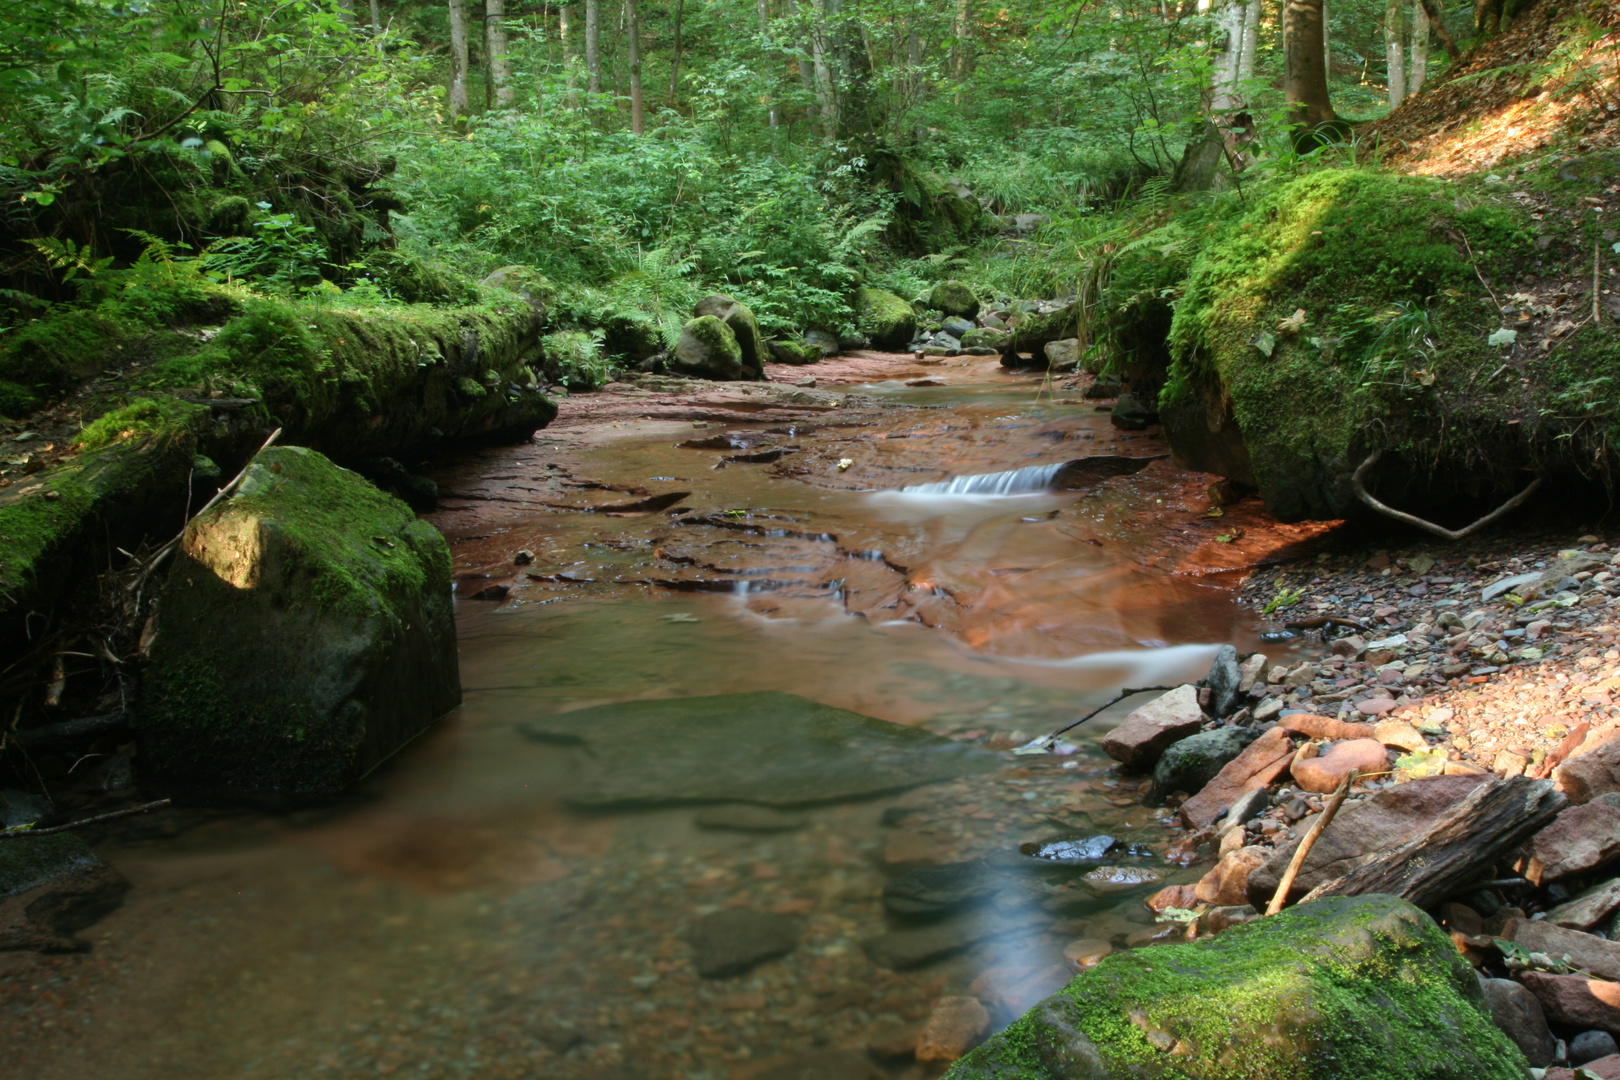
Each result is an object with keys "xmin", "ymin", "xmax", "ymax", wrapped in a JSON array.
[
  {"xmin": 1351, "ymin": 449, "xmax": 1541, "ymax": 541},
  {"xmin": 1416, "ymin": 0, "xmax": 1462, "ymax": 60}
]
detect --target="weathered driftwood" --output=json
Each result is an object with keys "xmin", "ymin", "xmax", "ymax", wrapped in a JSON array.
[
  {"xmin": 1266, "ymin": 771, "xmax": 1355, "ymax": 916},
  {"xmin": 1351, "ymin": 448, "xmax": 1543, "ymax": 541},
  {"xmin": 1301, "ymin": 777, "xmax": 1566, "ymax": 909}
]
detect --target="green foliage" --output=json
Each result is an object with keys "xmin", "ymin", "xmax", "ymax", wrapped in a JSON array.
[{"xmin": 540, "ymin": 330, "xmax": 609, "ymax": 389}]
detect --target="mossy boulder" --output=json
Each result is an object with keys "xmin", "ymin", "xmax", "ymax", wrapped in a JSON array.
[
  {"xmin": 694, "ymin": 294, "xmax": 767, "ymax": 379},
  {"xmin": 867, "ymin": 152, "xmax": 984, "ymax": 254},
  {"xmin": 962, "ymin": 327, "xmax": 1010, "ymax": 352},
  {"xmin": 139, "ymin": 446, "xmax": 460, "ymax": 805},
  {"xmin": 853, "ymin": 287, "xmax": 917, "ymax": 350},
  {"xmin": 768, "ymin": 338, "xmax": 823, "ymax": 365},
  {"xmin": 1164, "ymin": 166, "xmax": 1617, "ymax": 521},
  {"xmin": 671, "ymin": 315, "xmax": 745, "ymax": 380},
  {"xmin": 944, "ymin": 894, "xmax": 1530, "ymax": 1080},
  {"xmin": 929, "ymin": 281, "xmax": 981, "ymax": 320},
  {"xmin": 1009, "ymin": 302, "xmax": 1080, "ymax": 357},
  {"xmin": 0, "ymin": 833, "xmax": 130, "ymax": 952}
]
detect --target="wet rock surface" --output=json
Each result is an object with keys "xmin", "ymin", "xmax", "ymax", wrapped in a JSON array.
[{"xmin": 0, "ymin": 834, "xmax": 129, "ymax": 952}]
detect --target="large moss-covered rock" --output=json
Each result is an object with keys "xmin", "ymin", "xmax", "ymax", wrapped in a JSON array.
[
  {"xmin": 768, "ymin": 338, "xmax": 823, "ymax": 365},
  {"xmin": 0, "ymin": 833, "xmax": 130, "ymax": 952},
  {"xmin": 854, "ymin": 288, "xmax": 917, "ymax": 350},
  {"xmin": 694, "ymin": 294, "xmax": 767, "ymax": 379},
  {"xmin": 671, "ymin": 315, "xmax": 746, "ymax": 380},
  {"xmin": 139, "ymin": 446, "xmax": 460, "ymax": 804},
  {"xmin": 929, "ymin": 281, "xmax": 981, "ymax": 320},
  {"xmin": 1164, "ymin": 166, "xmax": 1618, "ymax": 522},
  {"xmin": 944, "ymin": 894, "xmax": 1529, "ymax": 1080},
  {"xmin": 1008, "ymin": 301, "xmax": 1080, "ymax": 358}
]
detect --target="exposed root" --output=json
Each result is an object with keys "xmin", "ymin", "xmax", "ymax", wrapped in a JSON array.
[{"xmin": 1351, "ymin": 449, "xmax": 1543, "ymax": 541}]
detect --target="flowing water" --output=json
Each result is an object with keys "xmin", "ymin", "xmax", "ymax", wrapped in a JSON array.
[{"xmin": 5, "ymin": 355, "xmax": 1325, "ymax": 1080}]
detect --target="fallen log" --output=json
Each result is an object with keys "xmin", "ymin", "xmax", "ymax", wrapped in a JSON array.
[{"xmin": 1300, "ymin": 776, "xmax": 1566, "ymax": 909}]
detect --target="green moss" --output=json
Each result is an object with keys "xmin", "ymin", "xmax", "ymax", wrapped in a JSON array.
[
  {"xmin": 672, "ymin": 314, "xmax": 744, "ymax": 378},
  {"xmin": 947, "ymin": 895, "xmax": 1526, "ymax": 1080},
  {"xmin": 540, "ymin": 330, "xmax": 608, "ymax": 388},
  {"xmin": 768, "ymin": 338, "xmax": 823, "ymax": 365},
  {"xmin": 1162, "ymin": 167, "xmax": 1610, "ymax": 520},
  {"xmin": 929, "ymin": 280, "xmax": 981, "ymax": 319},
  {"xmin": 0, "ymin": 833, "xmax": 102, "ymax": 896},
  {"xmin": 74, "ymin": 397, "xmax": 194, "ymax": 453},
  {"xmin": 853, "ymin": 287, "xmax": 917, "ymax": 349}
]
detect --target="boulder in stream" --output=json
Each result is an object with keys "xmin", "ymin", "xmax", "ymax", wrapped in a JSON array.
[
  {"xmin": 928, "ymin": 280, "xmax": 980, "ymax": 320},
  {"xmin": 943, "ymin": 894, "xmax": 1531, "ymax": 1080},
  {"xmin": 853, "ymin": 287, "xmax": 917, "ymax": 350},
  {"xmin": 694, "ymin": 294, "xmax": 767, "ymax": 378},
  {"xmin": 1, "ymin": 833, "xmax": 129, "ymax": 952},
  {"xmin": 139, "ymin": 446, "xmax": 461, "ymax": 804},
  {"xmin": 671, "ymin": 315, "xmax": 746, "ymax": 380},
  {"xmin": 767, "ymin": 338, "xmax": 823, "ymax": 365},
  {"xmin": 517, "ymin": 691, "xmax": 997, "ymax": 807}
]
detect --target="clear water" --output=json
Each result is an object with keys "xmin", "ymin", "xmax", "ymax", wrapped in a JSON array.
[{"xmin": 6, "ymin": 363, "xmax": 1296, "ymax": 1080}]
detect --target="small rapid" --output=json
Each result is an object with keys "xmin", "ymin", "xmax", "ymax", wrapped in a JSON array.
[{"xmin": 895, "ymin": 461, "xmax": 1067, "ymax": 496}]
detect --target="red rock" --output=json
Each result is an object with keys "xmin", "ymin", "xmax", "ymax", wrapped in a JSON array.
[
  {"xmin": 1061, "ymin": 938, "xmax": 1112, "ymax": 970},
  {"xmin": 1291, "ymin": 739, "xmax": 1389, "ymax": 793},
  {"xmin": 1374, "ymin": 718, "xmax": 1430, "ymax": 753},
  {"xmin": 1246, "ymin": 774, "xmax": 1490, "ymax": 907},
  {"xmin": 1525, "ymin": 794, "xmax": 1620, "ymax": 885},
  {"xmin": 1558, "ymin": 738, "xmax": 1620, "ymax": 804},
  {"xmin": 1178, "ymin": 726, "xmax": 1295, "ymax": 829},
  {"xmin": 1101, "ymin": 685, "xmax": 1205, "ymax": 769},
  {"xmin": 1518, "ymin": 970, "xmax": 1620, "ymax": 1031},
  {"xmin": 1503, "ymin": 919, "xmax": 1620, "ymax": 982},
  {"xmin": 1546, "ymin": 1055, "xmax": 1620, "ymax": 1080},
  {"xmin": 1278, "ymin": 714, "xmax": 1378, "ymax": 741},
  {"xmin": 1194, "ymin": 846, "xmax": 1266, "ymax": 906},
  {"xmin": 915, "ymin": 996, "xmax": 991, "ymax": 1061},
  {"xmin": 1355, "ymin": 697, "xmax": 1398, "ymax": 715},
  {"xmin": 1145, "ymin": 883, "xmax": 1199, "ymax": 915}
]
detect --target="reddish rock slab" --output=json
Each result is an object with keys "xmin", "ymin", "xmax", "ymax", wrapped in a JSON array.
[
  {"xmin": 1246, "ymin": 774, "xmax": 1490, "ymax": 907},
  {"xmin": 1194, "ymin": 846, "xmax": 1266, "ymax": 907},
  {"xmin": 1503, "ymin": 919, "xmax": 1620, "ymax": 983},
  {"xmin": 1145, "ymin": 883, "xmax": 1199, "ymax": 915},
  {"xmin": 1179, "ymin": 725, "xmax": 1296, "ymax": 829},
  {"xmin": 1559, "ymin": 739, "xmax": 1620, "ymax": 805},
  {"xmin": 1549, "ymin": 879, "xmax": 1620, "ymax": 931},
  {"xmin": 1291, "ymin": 739, "xmax": 1390, "ymax": 793},
  {"xmin": 1279, "ymin": 713, "xmax": 1378, "ymax": 741},
  {"xmin": 1101, "ymin": 685, "xmax": 1205, "ymax": 770},
  {"xmin": 1518, "ymin": 970, "xmax": 1620, "ymax": 1032},
  {"xmin": 1525, "ymin": 794, "xmax": 1620, "ymax": 885},
  {"xmin": 1546, "ymin": 1054, "xmax": 1620, "ymax": 1080}
]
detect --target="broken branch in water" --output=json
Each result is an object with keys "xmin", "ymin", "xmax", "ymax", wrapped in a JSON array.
[
  {"xmin": 1351, "ymin": 449, "xmax": 1542, "ymax": 541},
  {"xmin": 0, "ymin": 798, "xmax": 171, "ymax": 838},
  {"xmin": 1014, "ymin": 685, "xmax": 1178, "ymax": 755},
  {"xmin": 1266, "ymin": 771, "xmax": 1355, "ymax": 916}
]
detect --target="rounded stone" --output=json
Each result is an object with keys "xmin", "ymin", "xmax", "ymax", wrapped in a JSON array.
[{"xmin": 1292, "ymin": 739, "xmax": 1389, "ymax": 793}]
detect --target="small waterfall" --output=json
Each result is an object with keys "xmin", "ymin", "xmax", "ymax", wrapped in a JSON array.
[{"xmin": 899, "ymin": 462, "xmax": 1066, "ymax": 496}]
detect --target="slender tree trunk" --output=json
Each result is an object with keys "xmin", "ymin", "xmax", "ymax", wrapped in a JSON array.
[
  {"xmin": 759, "ymin": 0, "xmax": 779, "ymax": 126},
  {"xmin": 448, "ymin": 0, "xmax": 471, "ymax": 119},
  {"xmin": 1238, "ymin": 0, "xmax": 1261, "ymax": 81},
  {"xmin": 562, "ymin": 5, "xmax": 581, "ymax": 108},
  {"xmin": 1321, "ymin": 0, "xmax": 1330, "ymax": 78},
  {"xmin": 369, "ymin": 0, "xmax": 382, "ymax": 31},
  {"xmin": 1283, "ymin": 0, "xmax": 1337, "ymax": 129},
  {"xmin": 1418, "ymin": 0, "xmax": 1460, "ymax": 59},
  {"xmin": 1212, "ymin": 0, "xmax": 1244, "ymax": 112},
  {"xmin": 336, "ymin": 0, "xmax": 355, "ymax": 24},
  {"xmin": 811, "ymin": 0, "xmax": 837, "ymax": 137},
  {"xmin": 1409, "ymin": 0, "xmax": 1429, "ymax": 93},
  {"xmin": 1384, "ymin": 0, "xmax": 1406, "ymax": 108},
  {"xmin": 626, "ymin": 0, "xmax": 644, "ymax": 133},
  {"xmin": 788, "ymin": 0, "xmax": 818, "ymax": 128},
  {"xmin": 670, "ymin": 0, "xmax": 685, "ymax": 105},
  {"xmin": 585, "ymin": 0, "xmax": 602, "ymax": 96},
  {"xmin": 486, "ymin": 0, "xmax": 513, "ymax": 107},
  {"xmin": 952, "ymin": 0, "xmax": 973, "ymax": 80}
]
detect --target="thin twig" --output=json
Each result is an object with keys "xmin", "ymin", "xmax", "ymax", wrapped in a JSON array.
[
  {"xmin": 1457, "ymin": 228, "xmax": 1502, "ymax": 315},
  {"xmin": 1266, "ymin": 771, "xmax": 1355, "ymax": 916},
  {"xmin": 0, "ymin": 798, "xmax": 171, "ymax": 839},
  {"xmin": 1351, "ymin": 449, "xmax": 1542, "ymax": 541},
  {"xmin": 1017, "ymin": 685, "xmax": 1178, "ymax": 753}
]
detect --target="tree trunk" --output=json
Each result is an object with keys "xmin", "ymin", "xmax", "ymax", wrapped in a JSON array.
[
  {"xmin": 1409, "ymin": 0, "xmax": 1429, "ymax": 94},
  {"xmin": 1283, "ymin": 0, "xmax": 1336, "ymax": 129},
  {"xmin": 1321, "ymin": 0, "xmax": 1329, "ymax": 77},
  {"xmin": 562, "ymin": 5, "xmax": 581, "ymax": 108},
  {"xmin": 788, "ymin": 0, "xmax": 818, "ymax": 128},
  {"xmin": 1418, "ymin": 0, "xmax": 1460, "ymax": 59},
  {"xmin": 759, "ymin": 0, "xmax": 779, "ymax": 126},
  {"xmin": 1475, "ymin": 0, "xmax": 1502, "ymax": 34},
  {"xmin": 486, "ymin": 0, "xmax": 513, "ymax": 107},
  {"xmin": 626, "ymin": 0, "xmax": 644, "ymax": 133},
  {"xmin": 952, "ymin": 0, "xmax": 973, "ymax": 80},
  {"xmin": 448, "ymin": 0, "xmax": 471, "ymax": 119},
  {"xmin": 337, "ymin": 0, "xmax": 355, "ymax": 24},
  {"xmin": 1238, "ymin": 0, "xmax": 1261, "ymax": 81},
  {"xmin": 1212, "ymin": 0, "xmax": 1244, "ymax": 113},
  {"xmin": 1384, "ymin": 0, "xmax": 1406, "ymax": 109},
  {"xmin": 670, "ymin": 0, "xmax": 685, "ymax": 105},
  {"xmin": 369, "ymin": 0, "xmax": 382, "ymax": 31},
  {"xmin": 585, "ymin": 0, "xmax": 602, "ymax": 96},
  {"xmin": 829, "ymin": 0, "xmax": 873, "ymax": 138},
  {"xmin": 811, "ymin": 0, "xmax": 837, "ymax": 137}
]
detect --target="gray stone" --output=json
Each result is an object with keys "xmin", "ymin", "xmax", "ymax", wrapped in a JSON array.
[
  {"xmin": 948, "ymin": 895, "xmax": 1528, "ymax": 1079},
  {"xmin": 684, "ymin": 909, "xmax": 800, "ymax": 977},
  {"xmin": 1043, "ymin": 338, "xmax": 1081, "ymax": 371},
  {"xmin": 1151, "ymin": 727, "xmax": 1258, "ymax": 802},
  {"xmin": 883, "ymin": 861, "xmax": 999, "ymax": 916},
  {"xmin": 140, "ymin": 447, "xmax": 460, "ymax": 804},
  {"xmin": 1084, "ymin": 378, "xmax": 1122, "ymax": 399},
  {"xmin": 941, "ymin": 316, "xmax": 976, "ymax": 339},
  {"xmin": 693, "ymin": 804, "xmax": 808, "ymax": 832},
  {"xmin": 1, "ymin": 833, "xmax": 129, "ymax": 952},
  {"xmin": 1482, "ymin": 977, "xmax": 1558, "ymax": 1067},
  {"xmin": 1110, "ymin": 391, "xmax": 1156, "ymax": 430},
  {"xmin": 0, "ymin": 790, "xmax": 51, "ymax": 830},
  {"xmin": 517, "ymin": 691, "xmax": 997, "ymax": 807},
  {"xmin": 1206, "ymin": 643, "xmax": 1243, "ymax": 717},
  {"xmin": 803, "ymin": 329, "xmax": 840, "ymax": 358},
  {"xmin": 961, "ymin": 326, "xmax": 1009, "ymax": 351},
  {"xmin": 1526, "ymin": 793, "xmax": 1620, "ymax": 884},
  {"xmin": 1220, "ymin": 787, "xmax": 1271, "ymax": 833},
  {"xmin": 1101, "ymin": 685, "xmax": 1205, "ymax": 770},
  {"xmin": 1574, "ymin": 1031, "xmax": 1620, "ymax": 1065}
]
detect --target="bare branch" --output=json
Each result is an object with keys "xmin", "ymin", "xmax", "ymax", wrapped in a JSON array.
[{"xmin": 1351, "ymin": 449, "xmax": 1542, "ymax": 541}]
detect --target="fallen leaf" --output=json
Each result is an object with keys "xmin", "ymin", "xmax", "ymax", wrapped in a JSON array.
[{"xmin": 1276, "ymin": 308, "xmax": 1307, "ymax": 334}]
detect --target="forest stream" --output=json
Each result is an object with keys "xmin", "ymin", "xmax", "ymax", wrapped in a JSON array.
[{"xmin": 10, "ymin": 352, "xmax": 1337, "ymax": 1080}]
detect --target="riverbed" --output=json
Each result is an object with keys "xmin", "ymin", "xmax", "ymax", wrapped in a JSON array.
[{"xmin": 4, "ymin": 352, "xmax": 1329, "ymax": 1079}]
